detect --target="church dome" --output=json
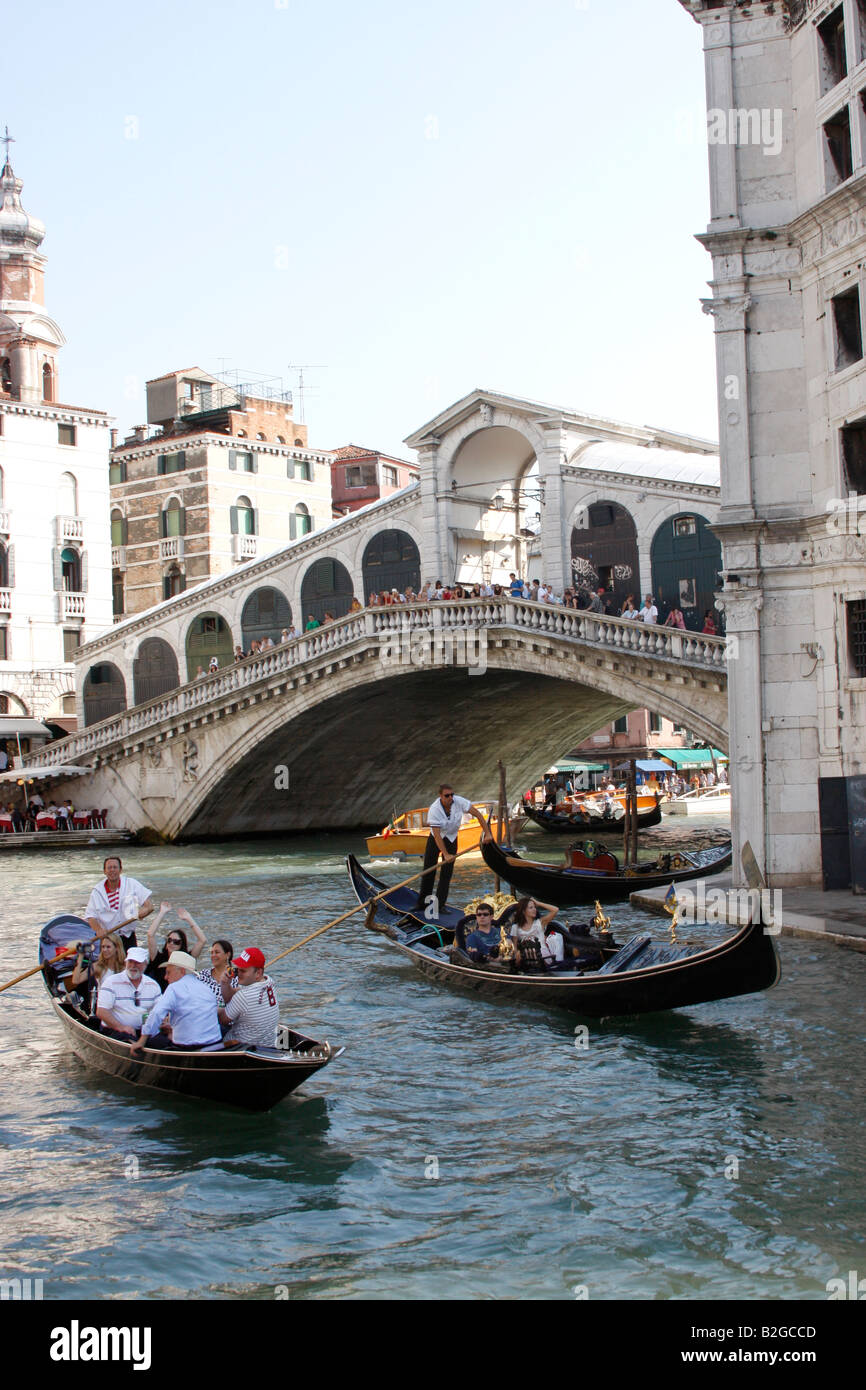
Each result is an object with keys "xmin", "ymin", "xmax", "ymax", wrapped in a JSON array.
[{"xmin": 0, "ymin": 158, "xmax": 45, "ymax": 255}]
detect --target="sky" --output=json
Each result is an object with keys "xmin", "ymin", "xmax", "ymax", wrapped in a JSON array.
[{"xmin": 5, "ymin": 0, "xmax": 717, "ymax": 460}]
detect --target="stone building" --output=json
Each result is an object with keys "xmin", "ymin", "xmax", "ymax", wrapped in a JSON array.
[
  {"xmin": 679, "ymin": 0, "xmax": 866, "ymax": 888},
  {"xmin": 109, "ymin": 367, "xmax": 333, "ymax": 623},
  {"xmin": 330, "ymin": 444, "xmax": 419, "ymax": 518},
  {"xmin": 0, "ymin": 146, "xmax": 112, "ymax": 737}
]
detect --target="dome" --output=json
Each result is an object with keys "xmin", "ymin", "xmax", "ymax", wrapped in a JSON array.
[
  {"xmin": 0, "ymin": 159, "xmax": 45, "ymax": 255},
  {"xmin": 572, "ymin": 440, "xmax": 720, "ymax": 489}
]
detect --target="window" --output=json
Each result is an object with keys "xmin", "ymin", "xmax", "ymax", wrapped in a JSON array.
[
  {"xmin": 674, "ymin": 516, "xmax": 697, "ymax": 537},
  {"xmin": 229, "ymin": 449, "xmax": 256, "ymax": 472},
  {"xmin": 613, "ymin": 716, "xmax": 628, "ymax": 734},
  {"xmin": 110, "ymin": 511, "xmax": 126, "ymax": 547},
  {"xmin": 0, "ymin": 627, "xmax": 7, "ymax": 659},
  {"xmin": 112, "ymin": 571, "xmax": 124, "ymax": 617},
  {"xmin": 42, "ymin": 363, "xmax": 54, "ymax": 402},
  {"xmin": 61, "ymin": 547, "xmax": 82, "ymax": 591},
  {"xmin": 345, "ymin": 464, "xmax": 377, "ymax": 488},
  {"xmin": 298, "ymin": 460, "xmax": 312, "ymax": 481},
  {"xmin": 230, "ymin": 497, "xmax": 256, "ymax": 535},
  {"xmin": 256, "ymin": 432, "xmax": 266, "ymax": 441},
  {"xmin": 157, "ymin": 450, "xmax": 186, "ymax": 475},
  {"xmin": 847, "ymin": 599, "xmax": 866, "ymax": 676},
  {"xmin": 59, "ymin": 472, "xmax": 78, "ymax": 514},
  {"xmin": 818, "ymin": 6, "xmax": 847, "ymax": 96},
  {"xmin": 161, "ymin": 498, "xmax": 185, "ymax": 538},
  {"xmin": 832, "ymin": 285, "xmax": 863, "ymax": 369},
  {"xmin": 649, "ymin": 712, "xmax": 663, "ymax": 733},
  {"xmin": 290, "ymin": 503, "xmax": 312, "ymax": 539},
  {"xmin": 0, "ymin": 694, "xmax": 7, "ymax": 712},
  {"xmin": 382, "ymin": 465, "xmax": 398, "ymax": 488},
  {"xmin": 63, "ymin": 629, "xmax": 81, "ymax": 661},
  {"xmin": 163, "ymin": 566, "xmax": 185, "ymax": 600},
  {"xmin": 58, "ymin": 423, "xmax": 76, "ymax": 447},
  {"xmin": 0, "ymin": 358, "xmax": 11, "ymax": 393},
  {"xmin": 61, "ymin": 693, "xmax": 76, "ymax": 714},
  {"xmin": 841, "ymin": 418, "xmax": 866, "ymax": 491},
  {"xmin": 823, "ymin": 107, "xmax": 853, "ymax": 190},
  {"xmin": 294, "ymin": 437, "xmax": 303, "ymax": 446},
  {"xmin": 109, "ymin": 459, "xmax": 127, "ymax": 485},
  {"xmin": 201, "ymin": 617, "xmax": 218, "ymax": 635}
]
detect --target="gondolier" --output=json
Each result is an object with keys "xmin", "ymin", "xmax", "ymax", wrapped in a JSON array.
[
  {"xmin": 414, "ymin": 784, "xmax": 493, "ymax": 916},
  {"xmin": 85, "ymin": 856, "xmax": 153, "ymax": 947}
]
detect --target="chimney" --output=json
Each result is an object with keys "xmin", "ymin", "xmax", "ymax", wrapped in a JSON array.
[
  {"xmin": 133, "ymin": 425, "xmax": 147, "ymax": 442},
  {"xmin": 110, "ymin": 428, "xmax": 118, "ymax": 447}
]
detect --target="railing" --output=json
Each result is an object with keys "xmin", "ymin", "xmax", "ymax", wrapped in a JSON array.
[
  {"xmin": 0, "ymin": 588, "xmax": 11, "ymax": 613},
  {"xmin": 0, "ymin": 508, "xmax": 10, "ymax": 533},
  {"xmin": 111, "ymin": 545, "xmax": 127, "ymax": 570},
  {"xmin": 159, "ymin": 536, "xmax": 184, "ymax": 561},
  {"xmin": 25, "ymin": 601, "xmax": 727, "ymax": 769},
  {"xmin": 60, "ymin": 591, "xmax": 86, "ymax": 620},
  {"xmin": 56, "ymin": 515, "xmax": 84, "ymax": 543},
  {"xmin": 232, "ymin": 534, "xmax": 257, "ymax": 561}
]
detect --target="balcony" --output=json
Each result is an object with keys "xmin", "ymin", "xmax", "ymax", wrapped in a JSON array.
[
  {"xmin": 111, "ymin": 545, "xmax": 127, "ymax": 571},
  {"xmin": 59, "ymin": 591, "xmax": 85, "ymax": 621},
  {"xmin": 0, "ymin": 509, "xmax": 10, "ymax": 534},
  {"xmin": 159, "ymin": 536, "xmax": 185, "ymax": 561},
  {"xmin": 56, "ymin": 515, "xmax": 84, "ymax": 544},
  {"xmin": 0, "ymin": 588, "xmax": 11, "ymax": 614},
  {"xmin": 231, "ymin": 534, "xmax": 257, "ymax": 561}
]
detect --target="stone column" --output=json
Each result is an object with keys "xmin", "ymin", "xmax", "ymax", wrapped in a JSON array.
[
  {"xmin": 536, "ymin": 427, "xmax": 568, "ymax": 593},
  {"xmin": 701, "ymin": 274, "xmax": 754, "ymax": 524},
  {"xmin": 415, "ymin": 439, "xmax": 446, "ymax": 584},
  {"xmin": 699, "ymin": 11, "xmax": 740, "ymax": 229},
  {"xmin": 716, "ymin": 585, "xmax": 765, "ymax": 886}
]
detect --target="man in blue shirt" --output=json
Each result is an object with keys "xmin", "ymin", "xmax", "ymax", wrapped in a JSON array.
[
  {"xmin": 465, "ymin": 904, "xmax": 501, "ymax": 960},
  {"xmin": 508, "ymin": 572, "xmax": 524, "ymax": 597},
  {"xmin": 128, "ymin": 950, "xmax": 222, "ymax": 1053}
]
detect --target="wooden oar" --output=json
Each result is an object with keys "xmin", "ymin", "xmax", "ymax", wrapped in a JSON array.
[
  {"xmin": 0, "ymin": 916, "xmax": 139, "ymax": 996},
  {"xmin": 267, "ymin": 840, "xmax": 483, "ymax": 967}
]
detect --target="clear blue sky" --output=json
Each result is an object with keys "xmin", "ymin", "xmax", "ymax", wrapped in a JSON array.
[{"xmin": 6, "ymin": 0, "xmax": 715, "ymax": 458}]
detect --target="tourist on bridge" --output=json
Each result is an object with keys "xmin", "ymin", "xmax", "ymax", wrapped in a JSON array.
[
  {"xmin": 217, "ymin": 946, "xmax": 280, "ymax": 1048},
  {"xmin": 129, "ymin": 951, "xmax": 222, "ymax": 1053},
  {"xmin": 508, "ymin": 572, "xmax": 524, "ymax": 597},
  {"xmin": 664, "ymin": 606, "xmax": 686, "ymax": 630},
  {"xmin": 620, "ymin": 594, "xmax": 638, "ymax": 619},
  {"xmin": 702, "ymin": 609, "xmax": 717, "ymax": 635},
  {"xmin": 414, "ymin": 785, "xmax": 493, "ymax": 917},
  {"xmin": 638, "ymin": 595, "xmax": 658, "ymax": 624},
  {"xmin": 85, "ymin": 855, "xmax": 153, "ymax": 947}
]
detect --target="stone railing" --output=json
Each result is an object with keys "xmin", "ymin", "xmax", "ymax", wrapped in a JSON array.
[
  {"xmin": 0, "ymin": 587, "xmax": 11, "ymax": 613},
  {"xmin": 25, "ymin": 601, "xmax": 726, "ymax": 768},
  {"xmin": 56, "ymin": 515, "xmax": 84, "ymax": 544},
  {"xmin": 60, "ymin": 591, "xmax": 86, "ymax": 620},
  {"xmin": 159, "ymin": 537, "xmax": 183, "ymax": 561},
  {"xmin": 0, "ymin": 508, "xmax": 10, "ymax": 533}
]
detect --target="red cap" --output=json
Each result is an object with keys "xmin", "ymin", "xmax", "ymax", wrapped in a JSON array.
[{"xmin": 232, "ymin": 947, "xmax": 265, "ymax": 970}]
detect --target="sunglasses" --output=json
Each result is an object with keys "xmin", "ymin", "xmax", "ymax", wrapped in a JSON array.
[{"xmin": 167, "ymin": 937, "xmax": 183, "ymax": 945}]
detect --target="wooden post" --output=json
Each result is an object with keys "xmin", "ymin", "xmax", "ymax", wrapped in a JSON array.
[
  {"xmin": 494, "ymin": 758, "xmax": 507, "ymax": 894},
  {"xmin": 629, "ymin": 759, "xmax": 639, "ymax": 864}
]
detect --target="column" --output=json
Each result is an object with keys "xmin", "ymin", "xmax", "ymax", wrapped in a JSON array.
[{"xmin": 716, "ymin": 587, "xmax": 765, "ymax": 887}]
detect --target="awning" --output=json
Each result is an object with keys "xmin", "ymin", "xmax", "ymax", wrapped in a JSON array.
[
  {"xmin": 547, "ymin": 760, "xmax": 607, "ymax": 774},
  {"xmin": 655, "ymin": 748, "xmax": 728, "ymax": 769},
  {"xmin": 634, "ymin": 759, "xmax": 676, "ymax": 773},
  {"xmin": 0, "ymin": 718, "xmax": 52, "ymax": 739},
  {"xmin": 0, "ymin": 764, "xmax": 94, "ymax": 783}
]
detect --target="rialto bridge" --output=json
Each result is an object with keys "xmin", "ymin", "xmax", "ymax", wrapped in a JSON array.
[{"xmin": 23, "ymin": 389, "xmax": 728, "ymax": 837}]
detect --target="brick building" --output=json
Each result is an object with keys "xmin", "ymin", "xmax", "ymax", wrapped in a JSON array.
[{"xmin": 330, "ymin": 444, "xmax": 419, "ymax": 517}]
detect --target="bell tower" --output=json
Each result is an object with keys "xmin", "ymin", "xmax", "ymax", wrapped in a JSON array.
[{"xmin": 0, "ymin": 129, "xmax": 65, "ymax": 404}]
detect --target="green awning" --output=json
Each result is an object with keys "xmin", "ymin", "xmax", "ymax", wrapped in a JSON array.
[
  {"xmin": 655, "ymin": 748, "xmax": 728, "ymax": 769},
  {"xmin": 549, "ymin": 759, "xmax": 607, "ymax": 773}
]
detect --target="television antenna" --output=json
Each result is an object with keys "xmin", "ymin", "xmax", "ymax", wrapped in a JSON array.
[{"xmin": 287, "ymin": 364, "xmax": 326, "ymax": 424}]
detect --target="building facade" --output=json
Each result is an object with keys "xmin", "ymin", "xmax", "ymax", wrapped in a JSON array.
[
  {"xmin": 680, "ymin": 0, "xmax": 866, "ymax": 888},
  {"xmin": 109, "ymin": 368, "xmax": 333, "ymax": 620},
  {"xmin": 0, "ymin": 150, "xmax": 112, "ymax": 735},
  {"xmin": 330, "ymin": 444, "xmax": 420, "ymax": 518}
]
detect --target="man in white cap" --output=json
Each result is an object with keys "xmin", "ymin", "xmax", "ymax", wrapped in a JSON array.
[
  {"xmin": 96, "ymin": 946, "xmax": 161, "ymax": 1040},
  {"xmin": 129, "ymin": 950, "xmax": 222, "ymax": 1053},
  {"xmin": 85, "ymin": 855, "xmax": 153, "ymax": 948},
  {"xmin": 218, "ymin": 947, "xmax": 280, "ymax": 1049}
]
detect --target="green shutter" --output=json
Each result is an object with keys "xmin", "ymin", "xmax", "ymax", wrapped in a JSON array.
[
  {"xmin": 229, "ymin": 450, "xmax": 237, "ymax": 471},
  {"xmin": 289, "ymin": 513, "xmax": 297, "ymax": 540},
  {"xmin": 52, "ymin": 548, "xmax": 63, "ymax": 590},
  {"xmin": 230, "ymin": 506, "xmax": 238, "ymax": 535},
  {"xmin": 286, "ymin": 459, "xmax": 295, "ymax": 479},
  {"xmin": 250, "ymin": 453, "xmax": 259, "ymax": 474},
  {"xmin": 178, "ymin": 507, "xmax": 186, "ymax": 535}
]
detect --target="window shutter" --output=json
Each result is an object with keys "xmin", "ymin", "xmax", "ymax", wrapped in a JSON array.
[
  {"xmin": 230, "ymin": 506, "xmax": 238, "ymax": 535},
  {"xmin": 289, "ymin": 513, "xmax": 297, "ymax": 540},
  {"xmin": 52, "ymin": 547, "xmax": 63, "ymax": 590},
  {"xmin": 121, "ymin": 517, "xmax": 128, "ymax": 545},
  {"xmin": 163, "ymin": 576, "xmax": 170, "ymax": 602},
  {"xmin": 7, "ymin": 545, "xmax": 13, "ymax": 588},
  {"xmin": 251, "ymin": 453, "xmax": 259, "ymax": 474},
  {"xmin": 158, "ymin": 455, "xmax": 166, "ymax": 476},
  {"xmin": 161, "ymin": 509, "xmax": 168, "ymax": 539},
  {"xmin": 81, "ymin": 551, "xmax": 89, "ymax": 592},
  {"xmin": 286, "ymin": 459, "xmax": 295, "ymax": 479},
  {"xmin": 252, "ymin": 508, "xmax": 259, "ymax": 536},
  {"xmin": 229, "ymin": 450, "xmax": 237, "ymax": 471},
  {"xmin": 179, "ymin": 507, "xmax": 186, "ymax": 535}
]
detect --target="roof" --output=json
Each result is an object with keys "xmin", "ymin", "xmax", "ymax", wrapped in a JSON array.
[
  {"xmin": 331, "ymin": 443, "xmax": 418, "ymax": 468},
  {"xmin": 572, "ymin": 441, "xmax": 720, "ymax": 489}
]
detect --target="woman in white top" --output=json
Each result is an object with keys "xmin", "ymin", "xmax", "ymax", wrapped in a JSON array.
[
  {"xmin": 510, "ymin": 897, "xmax": 562, "ymax": 969},
  {"xmin": 71, "ymin": 933, "xmax": 126, "ymax": 1012}
]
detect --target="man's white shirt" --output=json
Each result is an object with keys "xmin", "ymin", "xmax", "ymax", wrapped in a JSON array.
[
  {"xmin": 85, "ymin": 875, "xmax": 151, "ymax": 937},
  {"xmin": 426, "ymin": 794, "xmax": 472, "ymax": 840},
  {"xmin": 97, "ymin": 970, "xmax": 161, "ymax": 1030}
]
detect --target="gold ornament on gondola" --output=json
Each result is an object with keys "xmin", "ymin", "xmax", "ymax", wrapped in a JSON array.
[
  {"xmin": 591, "ymin": 900, "xmax": 612, "ymax": 936},
  {"xmin": 662, "ymin": 883, "xmax": 679, "ymax": 943},
  {"xmin": 498, "ymin": 921, "xmax": 515, "ymax": 961}
]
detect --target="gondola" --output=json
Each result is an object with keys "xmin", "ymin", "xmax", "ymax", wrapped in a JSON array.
[
  {"xmin": 346, "ymin": 856, "xmax": 780, "ymax": 1018},
  {"xmin": 523, "ymin": 799, "xmax": 663, "ymax": 835},
  {"xmin": 479, "ymin": 836, "xmax": 733, "ymax": 905},
  {"xmin": 39, "ymin": 914, "xmax": 343, "ymax": 1111}
]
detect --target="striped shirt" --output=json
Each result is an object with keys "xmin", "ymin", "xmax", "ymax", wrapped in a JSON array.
[{"xmin": 223, "ymin": 974, "xmax": 280, "ymax": 1048}]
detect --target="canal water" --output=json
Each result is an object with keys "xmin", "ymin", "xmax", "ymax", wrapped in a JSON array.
[{"xmin": 0, "ymin": 830, "xmax": 863, "ymax": 1301}]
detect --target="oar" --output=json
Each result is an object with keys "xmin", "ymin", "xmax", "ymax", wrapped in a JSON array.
[
  {"xmin": 0, "ymin": 916, "xmax": 139, "ymax": 996},
  {"xmin": 267, "ymin": 840, "xmax": 483, "ymax": 967}
]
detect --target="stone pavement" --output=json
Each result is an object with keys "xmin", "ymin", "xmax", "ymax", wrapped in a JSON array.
[{"xmin": 630, "ymin": 873, "xmax": 866, "ymax": 952}]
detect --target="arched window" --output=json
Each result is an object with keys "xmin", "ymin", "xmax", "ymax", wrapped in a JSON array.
[
  {"xmin": 241, "ymin": 587, "xmax": 292, "ymax": 648},
  {"xmin": 185, "ymin": 613, "xmax": 234, "ymax": 679},
  {"xmin": 112, "ymin": 569, "xmax": 124, "ymax": 617},
  {"xmin": 0, "ymin": 463, "xmax": 4, "ymax": 503},
  {"xmin": 164, "ymin": 565, "xmax": 185, "ymax": 600},
  {"xmin": 83, "ymin": 663, "xmax": 126, "ymax": 726},
  {"xmin": 294, "ymin": 437, "xmax": 304, "ymax": 446},
  {"xmin": 61, "ymin": 547, "xmax": 82, "ymax": 591},
  {"xmin": 133, "ymin": 637, "xmax": 180, "ymax": 704},
  {"xmin": 570, "ymin": 502, "xmax": 639, "ymax": 613},
  {"xmin": 0, "ymin": 358, "xmax": 11, "ymax": 394},
  {"xmin": 58, "ymin": 472, "xmax": 78, "ymax": 515},
  {"xmin": 300, "ymin": 557, "xmax": 355, "ymax": 624},
  {"xmin": 650, "ymin": 513, "xmax": 723, "ymax": 632},
  {"xmin": 256, "ymin": 431, "xmax": 266, "ymax": 440},
  {"xmin": 276, "ymin": 436, "xmax": 286, "ymax": 444},
  {"xmin": 110, "ymin": 509, "xmax": 127, "ymax": 547},
  {"xmin": 290, "ymin": 503, "xmax": 312, "ymax": 539},
  {"xmin": 42, "ymin": 362, "xmax": 54, "ymax": 402},
  {"xmin": 161, "ymin": 497, "xmax": 185, "ymax": 537},
  {"xmin": 362, "ymin": 529, "xmax": 421, "ymax": 599},
  {"xmin": 230, "ymin": 496, "xmax": 256, "ymax": 535},
  {"xmin": 237, "ymin": 430, "xmax": 247, "ymax": 438}
]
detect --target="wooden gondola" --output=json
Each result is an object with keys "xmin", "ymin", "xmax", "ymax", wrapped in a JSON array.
[
  {"xmin": 479, "ymin": 835, "xmax": 733, "ymax": 905},
  {"xmin": 523, "ymin": 798, "xmax": 663, "ymax": 835},
  {"xmin": 39, "ymin": 914, "xmax": 343, "ymax": 1111},
  {"xmin": 346, "ymin": 856, "xmax": 780, "ymax": 1019}
]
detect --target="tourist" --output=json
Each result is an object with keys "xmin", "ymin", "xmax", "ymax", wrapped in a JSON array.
[
  {"xmin": 198, "ymin": 938, "xmax": 235, "ymax": 1003},
  {"xmin": 510, "ymin": 897, "xmax": 561, "ymax": 970},
  {"xmin": 96, "ymin": 946, "xmax": 161, "ymax": 1040},
  {"xmin": 208, "ymin": 656, "xmax": 219, "ymax": 673},
  {"xmin": 260, "ymin": 635, "xmax": 274, "ymax": 650},
  {"xmin": 638, "ymin": 594, "xmax": 658, "ymax": 624},
  {"xmin": 588, "ymin": 587, "xmax": 604, "ymax": 614},
  {"xmin": 664, "ymin": 606, "xmax": 686, "ymax": 629},
  {"xmin": 404, "ymin": 586, "xmax": 417, "ymax": 603},
  {"xmin": 542, "ymin": 774, "xmax": 558, "ymax": 811},
  {"xmin": 279, "ymin": 629, "xmax": 290, "ymax": 644},
  {"xmin": 431, "ymin": 581, "xmax": 444, "ymax": 600},
  {"xmin": 146, "ymin": 904, "xmax": 206, "ymax": 988},
  {"xmin": 465, "ymin": 904, "xmax": 502, "ymax": 961},
  {"xmin": 234, "ymin": 644, "xmax": 245, "ymax": 661},
  {"xmin": 0, "ymin": 742, "xmax": 8, "ymax": 772},
  {"xmin": 413, "ymin": 785, "xmax": 493, "ymax": 916},
  {"xmin": 702, "ymin": 609, "xmax": 717, "ymax": 635},
  {"xmin": 71, "ymin": 933, "xmax": 126, "ymax": 1013},
  {"xmin": 217, "ymin": 947, "xmax": 280, "ymax": 1048},
  {"xmin": 85, "ymin": 856, "xmax": 153, "ymax": 948},
  {"xmin": 349, "ymin": 596, "xmax": 363, "ymax": 612},
  {"xmin": 620, "ymin": 594, "xmax": 637, "ymax": 618},
  {"xmin": 194, "ymin": 665, "xmax": 206, "ymax": 679},
  {"xmin": 129, "ymin": 951, "xmax": 222, "ymax": 1053},
  {"xmin": 305, "ymin": 614, "xmax": 320, "ymax": 631},
  {"xmin": 509, "ymin": 572, "xmax": 524, "ymax": 597}
]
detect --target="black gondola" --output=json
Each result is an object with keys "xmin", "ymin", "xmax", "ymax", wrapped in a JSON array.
[
  {"xmin": 39, "ymin": 915, "xmax": 343, "ymax": 1111},
  {"xmin": 479, "ymin": 836, "xmax": 733, "ymax": 905},
  {"xmin": 522, "ymin": 800, "xmax": 663, "ymax": 834},
  {"xmin": 346, "ymin": 855, "xmax": 780, "ymax": 1019}
]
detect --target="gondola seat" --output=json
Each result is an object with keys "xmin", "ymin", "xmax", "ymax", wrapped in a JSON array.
[
  {"xmin": 566, "ymin": 846, "xmax": 619, "ymax": 873},
  {"xmin": 596, "ymin": 936, "xmax": 652, "ymax": 973}
]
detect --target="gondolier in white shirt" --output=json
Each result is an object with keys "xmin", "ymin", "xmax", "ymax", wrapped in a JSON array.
[
  {"xmin": 414, "ymin": 785, "xmax": 493, "ymax": 917},
  {"xmin": 85, "ymin": 855, "xmax": 154, "ymax": 948}
]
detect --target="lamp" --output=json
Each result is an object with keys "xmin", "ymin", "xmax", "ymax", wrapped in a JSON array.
[{"xmin": 492, "ymin": 494, "xmax": 504, "ymax": 511}]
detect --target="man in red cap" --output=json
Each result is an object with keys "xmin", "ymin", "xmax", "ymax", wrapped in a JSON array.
[{"xmin": 218, "ymin": 947, "xmax": 280, "ymax": 1049}]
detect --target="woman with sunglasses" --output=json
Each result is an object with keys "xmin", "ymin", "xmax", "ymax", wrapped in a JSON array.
[
  {"xmin": 70, "ymin": 933, "xmax": 126, "ymax": 1013},
  {"xmin": 510, "ymin": 896, "xmax": 562, "ymax": 971},
  {"xmin": 145, "ymin": 903, "xmax": 206, "ymax": 990},
  {"xmin": 198, "ymin": 938, "xmax": 235, "ymax": 1003}
]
